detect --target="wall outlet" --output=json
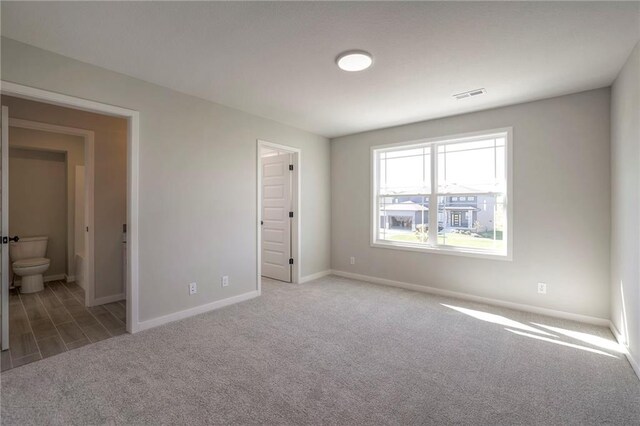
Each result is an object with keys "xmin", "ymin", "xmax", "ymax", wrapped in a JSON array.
[
  {"xmin": 537, "ymin": 282, "xmax": 547, "ymax": 294},
  {"xmin": 189, "ymin": 282, "xmax": 197, "ymax": 295},
  {"xmin": 350, "ymin": 256, "xmax": 356, "ymax": 265},
  {"xmin": 221, "ymin": 275, "xmax": 229, "ymax": 287}
]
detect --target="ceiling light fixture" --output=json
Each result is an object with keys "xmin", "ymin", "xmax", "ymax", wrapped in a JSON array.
[{"xmin": 336, "ymin": 50, "xmax": 373, "ymax": 72}]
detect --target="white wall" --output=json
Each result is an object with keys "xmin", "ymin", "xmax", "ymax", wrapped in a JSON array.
[
  {"xmin": 9, "ymin": 148, "xmax": 67, "ymax": 277},
  {"xmin": 611, "ymin": 42, "xmax": 640, "ymax": 366},
  {"xmin": 9, "ymin": 126, "xmax": 85, "ymax": 279},
  {"xmin": 332, "ymin": 88, "xmax": 611, "ymax": 320},
  {"xmin": 0, "ymin": 38, "xmax": 331, "ymax": 323}
]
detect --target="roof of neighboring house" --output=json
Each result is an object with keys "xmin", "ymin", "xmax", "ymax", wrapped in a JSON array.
[
  {"xmin": 443, "ymin": 206, "xmax": 480, "ymax": 211},
  {"xmin": 383, "ymin": 201, "xmax": 428, "ymax": 212}
]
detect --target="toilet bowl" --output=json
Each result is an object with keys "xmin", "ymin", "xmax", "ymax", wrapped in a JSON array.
[{"xmin": 10, "ymin": 236, "xmax": 50, "ymax": 294}]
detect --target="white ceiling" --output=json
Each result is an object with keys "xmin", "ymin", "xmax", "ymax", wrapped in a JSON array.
[{"xmin": 2, "ymin": 2, "xmax": 639, "ymax": 138}]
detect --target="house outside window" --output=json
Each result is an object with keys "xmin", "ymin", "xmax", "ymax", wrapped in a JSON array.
[{"xmin": 371, "ymin": 128, "xmax": 512, "ymax": 259}]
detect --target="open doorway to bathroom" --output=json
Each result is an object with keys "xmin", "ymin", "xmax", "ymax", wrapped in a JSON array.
[{"xmin": 0, "ymin": 95, "xmax": 128, "ymax": 371}]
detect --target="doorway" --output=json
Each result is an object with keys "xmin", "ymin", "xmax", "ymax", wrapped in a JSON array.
[
  {"xmin": 6, "ymin": 118, "xmax": 95, "ymax": 309},
  {"xmin": 0, "ymin": 82, "xmax": 139, "ymax": 369},
  {"xmin": 257, "ymin": 140, "xmax": 300, "ymax": 288}
]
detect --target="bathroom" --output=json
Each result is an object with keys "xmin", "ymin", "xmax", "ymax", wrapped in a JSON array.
[
  {"xmin": 9, "ymin": 129, "xmax": 84, "ymax": 293},
  {"xmin": 1, "ymin": 96, "xmax": 128, "ymax": 370}
]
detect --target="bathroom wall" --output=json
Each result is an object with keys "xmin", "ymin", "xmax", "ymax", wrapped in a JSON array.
[
  {"xmin": 9, "ymin": 126, "xmax": 85, "ymax": 280},
  {"xmin": 75, "ymin": 166, "xmax": 85, "ymax": 260},
  {"xmin": 2, "ymin": 95, "xmax": 127, "ymax": 302},
  {"xmin": 74, "ymin": 166, "xmax": 86, "ymax": 289},
  {"xmin": 9, "ymin": 148, "xmax": 67, "ymax": 278}
]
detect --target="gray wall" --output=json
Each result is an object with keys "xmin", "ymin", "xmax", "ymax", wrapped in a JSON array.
[
  {"xmin": 332, "ymin": 88, "xmax": 611, "ymax": 319},
  {"xmin": 3, "ymin": 96, "xmax": 126, "ymax": 301},
  {"xmin": 0, "ymin": 37, "xmax": 331, "ymax": 322},
  {"xmin": 611, "ymin": 43, "xmax": 639, "ymax": 363},
  {"xmin": 9, "ymin": 126, "xmax": 84, "ymax": 279},
  {"xmin": 9, "ymin": 148, "xmax": 67, "ymax": 277}
]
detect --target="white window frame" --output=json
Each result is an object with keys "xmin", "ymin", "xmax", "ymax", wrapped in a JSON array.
[{"xmin": 370, "ymin": 127, "xmax": 513, "ymax": 261}]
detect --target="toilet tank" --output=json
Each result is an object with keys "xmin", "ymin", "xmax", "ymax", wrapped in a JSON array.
[{"xmin": 9, "ymin": 236, "xmax": 48, "ymax": 262}]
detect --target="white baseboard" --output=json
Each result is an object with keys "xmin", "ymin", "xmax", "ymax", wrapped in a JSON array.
[
  {"xmin": 136, "ymin": 290, "xmax": 260, "ymax": 332},
  {"xmin": 609, "ymin": 321, "xmax": 640, "ymax": 380},
  {"xmin": 299, "ymin": 270, "xmax": 332, "ymax": 283},
  {"xmin": 65, "ymin": 274, "xmax": 75, "ymax": 283},
  {"xmin": 93, "ymin": 293, "xmax": 125, "ymax": 306},
  {"xmin": 44, "ymin": 274, "xmax": 65, "ymax": 283},
  {"xmin": 331, "ymin": 270, "xmax": 610, "ymax": 327}
]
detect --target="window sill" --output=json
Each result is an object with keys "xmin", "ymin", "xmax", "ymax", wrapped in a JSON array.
[{"xmin": 371, "ymin": 240, "xmax": 512, "ymax": 261}]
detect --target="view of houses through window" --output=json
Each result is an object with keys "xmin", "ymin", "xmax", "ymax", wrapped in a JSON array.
[{"xmin": 374, "ymin": 131, "xmax": 509, "ymax": 256}]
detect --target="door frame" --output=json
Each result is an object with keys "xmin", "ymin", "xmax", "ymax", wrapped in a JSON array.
[
  {"xmin": 8, "ymin": 118, "xmax": 96, "ymax": 308},
  {"xmin": 1, "ymin": 106, "xmax": 8, "ymax": 349},
  {"xmin": 256, "ymin": 140, "xmax": 301, "ymax": 293},
  {"xmin": 1, "ymin": 81, "xmax": 141, "ymax": 333}
]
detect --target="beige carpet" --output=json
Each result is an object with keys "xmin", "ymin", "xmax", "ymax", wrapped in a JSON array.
[{"xmin": 1, "ymin": 275, "xmax": 639, "ymax": 425}]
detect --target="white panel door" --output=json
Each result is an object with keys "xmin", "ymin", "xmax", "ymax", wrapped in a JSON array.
[
  {"xmin": 1, "ymin": 106, "xmax": 9, "ymax": 350},
  {"xmin": 261, "ymin": 153, "xmax": 292, "ymax": 282}
]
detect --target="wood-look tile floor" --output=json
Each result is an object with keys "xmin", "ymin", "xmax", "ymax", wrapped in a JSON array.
[{"xmin": 0, "ymin": 280, "xmax": 126, "ymax": 371}]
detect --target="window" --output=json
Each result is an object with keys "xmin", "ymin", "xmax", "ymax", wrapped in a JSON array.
[{"xmin": 372, "ymin": 129, "xmax": 511, "ymax": 259}]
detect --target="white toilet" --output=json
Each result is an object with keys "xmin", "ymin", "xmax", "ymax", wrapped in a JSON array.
[{"xmin": 10, "ymin": 236, "xmax": 51, "ymax": 294}]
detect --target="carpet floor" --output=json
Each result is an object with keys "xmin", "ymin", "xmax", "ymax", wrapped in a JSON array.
[{"xmin": 1, "ymin": 275, "xmax": 639, "ymax": 425}]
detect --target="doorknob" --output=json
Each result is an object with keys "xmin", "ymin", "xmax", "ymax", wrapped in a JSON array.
[{"xmin": 8, "ymin": 236, "xmax": 19, "ymax": 242}]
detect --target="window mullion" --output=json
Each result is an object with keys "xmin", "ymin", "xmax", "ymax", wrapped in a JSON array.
[{"xmin": 428, "ymin": 144, "xmax": 438, "ymax": 247}]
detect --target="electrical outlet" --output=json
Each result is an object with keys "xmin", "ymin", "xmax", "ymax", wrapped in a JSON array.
[
  {"xmin": 537, "ymin": 282, "xmax": 547, "ymax": 295},
  {"xmin": 221, "ymin": 275, "xmax": 229, "ymax": 287},
  {"xmin": 350, "ymin": 256, "xmax": 356, "ymax": 265},
  {"xmin": 189, "ymin": 282, "xmax": 197, "ymax": 295}
]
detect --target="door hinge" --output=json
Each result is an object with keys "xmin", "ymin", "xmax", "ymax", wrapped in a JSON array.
[
  {"xmin": 86, "ymin": 226, "xmax": 89, "ymax": 232},
  {"xmin": 289, "ymin": 258, "xmax": 294, "ymax": 265},
  {"xmin": 289, "ymin": 164, "xmax": 294, "ymax": 171},
  {"xmin": 1, "ymin": 237, "xmax": 6, "ymax": 244},
  {"xmin": 289, "ymin": 211, "xmax": 294, "ymax": 218}
]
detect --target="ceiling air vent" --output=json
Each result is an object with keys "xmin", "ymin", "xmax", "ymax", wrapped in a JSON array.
[{"xmin": 453, "ymin": 88, "xmax": 486, "ymax": 100}]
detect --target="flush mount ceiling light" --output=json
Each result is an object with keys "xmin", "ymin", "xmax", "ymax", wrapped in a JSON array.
[{"xmin": 336, "ymin": 50, "xmax": 373, "ymax": 72}]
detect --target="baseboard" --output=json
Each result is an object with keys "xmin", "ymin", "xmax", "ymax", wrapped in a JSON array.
[
  {"xmin": 136, "ymin": 290, "xmax": 260, "ymax": 332},
  {"xmin": 331, "ymin": 270, "xmax": 610, "ymax": 327},
  {"xmin": 609, "ymin": 321, "xmax": 640, "ymax": 380},
  {"xmin": 44, "ymin": 274, "xmax": 65, "ymax": 283},
  {"xmin": 64, "ymin": 274, "xmax": 75, "ymax": 283},
  {"xmin": 299, "ymin": 270, "xmax": 332, "ymax": 283},
  {"xmin": 93, "ymin": 293, "xmax": 125, "ymax": 306}
]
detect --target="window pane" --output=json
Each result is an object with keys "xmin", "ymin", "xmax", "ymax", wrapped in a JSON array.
[
  {"xmin": 437, "ymin": 138, "xmax": 505, "ymax": 194},
  {"xmin": 437, "ymin": 194, "xmax": 506, "ymax": 252},
  {"xmin": 377, "ymin": 196, "xmax": 431, "ymax": 244},
  {"xmin": 373, "ymin": 132, "xmax": 509, "ymax": 257},
  {"xmin": 379, "ymin": 148, "xmax": 430, "ymax": 195}
]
